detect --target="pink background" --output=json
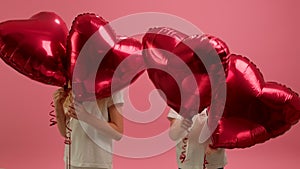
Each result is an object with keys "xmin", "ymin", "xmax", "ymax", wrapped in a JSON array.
[{"xmin": 1, "ymin": 0, "xmax": 300, "ymax": 168}]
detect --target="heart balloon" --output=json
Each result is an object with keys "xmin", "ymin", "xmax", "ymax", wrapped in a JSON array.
[
  {"xmin": 67, "ymin": 13, "xmax": 116, "ymax": 81},
  {"xmin": 143, "ymin": 27, "xmax": 229, "ymax": 117},
  {"xmin": 96, "ymin": 36, "xmax": 145, "ymax": 99},
  {"xmin": 204, "ymin": 34, "xmax": 230, "ymax": 75},
  {"xmin": 210, "ymin": 54, "xmax": 300, "ymax": 148},
  {"xmin": 143, "ymin": 27, "xmax": 188, "ymax": 116},
  {"xmin": 0, "ymin": 12, "xmax": 68, "ymax": 86},
  {"xmin": 175, "ymin": 34, "xmax": 229, "ymax": 114},
  {"xmin": 67, "ymin": 13, "xmax": 145, "ymax": 101}
]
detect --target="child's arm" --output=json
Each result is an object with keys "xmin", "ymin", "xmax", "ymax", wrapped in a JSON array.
[
  {"xmin": 68, "ymin": 101, "xmax": 124, "ymax": 141},
  {"xmin": 53, "ymin": 88, "xmax": 69, "ymax": 138},
  {"xmin": 107, "ymin": 103, "xmax": 124, "ymax": 135}
]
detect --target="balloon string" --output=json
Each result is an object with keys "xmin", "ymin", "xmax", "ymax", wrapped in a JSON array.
[
  {"xmin": 49, "ymin": 101, "xmax": 57, "ymax": 126},
  {"xmin": 179, "ymin": 136, "xmax": 189, "ymax": 163},
  {"xmin": 203, "ymin": 154, "xmax": 208, "ymax": 169},
  {"xmin": 50, "ymin": 100, "xmax": 72, "ymax": 168},
  {"xmin": 65, "ymin": 117, "xmax": 72, "ymax": 169}
]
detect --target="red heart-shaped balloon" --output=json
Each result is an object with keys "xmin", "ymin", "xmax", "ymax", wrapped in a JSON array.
[
  {"xmin": 67, "ymin": 13, "xmax": 145, "ymax": 100},
  {"xmin": 67, "ymin": 13, "xmax": 116, "ymax": 81},
  {"xmin": 0, "ymin": 12, "xmax": 68, "ymax": 86},
  {"xmin": 143, "ymin": 27, "xmax": 229, "ymax": 117},
  {"xmin": 95, "ymin": 36, "xmax": 144, "ymax": 99},
  {"xmin": 210, "ymin": 54, "xmax": 300, "ymax": 148},
  {"xmin": 143, "ymin": 27, "xmax": 188, "ymax": 115}
]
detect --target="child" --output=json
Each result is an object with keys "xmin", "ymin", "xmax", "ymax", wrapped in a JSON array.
[
  {"xmin": 168, "ymin": 108, "xmax": 227, "ymax": 169},
  {"xmin": 53, "ymin": 87, "xmax": 124, "ymax": 169},
  {"xmin": 205, "ymin": 146, "xmax": 227, "ymax": 169}
]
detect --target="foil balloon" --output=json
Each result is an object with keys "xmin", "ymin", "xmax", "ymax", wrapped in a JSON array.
[
  {"xmin": 204, "ymin": 34, "xmax": 230, "ymax": 75},
  {"xmin": 67, "ymin": 13, "xmax": 116, "ymax": 81},
  {"xmin": 143, "ymin": 27, "xmax": 230, "ymax": 117},
  {"xmin": 175, "ymin": 34, "xmax": 229, "ymax": 114},
  {"xmin": 95, "ymin": 36, "xmax": 144, "ymax": 99},
  {"xmin": 0, "ymin": 12, "xmax": 68, "ymax": 86},
  {"xmin": 210, "ymin": 54, "xmax": 300, "ymax": 148},
  {"xmin": 67, "ymin": 13, "xmax": 144, "ymax": 101},
  {"xmin": 143, "ymin": 27, "xmax": 188, "ymax": 116}
]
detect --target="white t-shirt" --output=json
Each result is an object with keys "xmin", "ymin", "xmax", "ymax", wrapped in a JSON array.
[
  {"xmin": 64, "ymin": 91, "xmax": 124, "ymax": 169},
  {"xmin": 206, "ymin": 148, "xmax": 227, "ymax": 169},
  {"xmin": 168, "ymin": 108, "xmax": 227, "ymax": 169},
  {"xmin": 168, "ymin": 108, "xmax": 208, "ymax": 169}
]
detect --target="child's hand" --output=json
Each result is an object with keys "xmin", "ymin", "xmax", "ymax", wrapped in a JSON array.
[
  {"xmin": 181, "ymin": 118, "xmax": 193, "ymax": 131},
  {"xmin": 169, "ymin": 118, "xmax": 193, "ymax": 141},
  {"xmin": 68, "ymin": 101, "xmax": 91, "ymax": 122}
]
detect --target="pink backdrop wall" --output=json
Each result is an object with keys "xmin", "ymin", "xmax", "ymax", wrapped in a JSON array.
[{"xmin": 0, "ymin": 0, "xmax": 300, "ymax": 168}]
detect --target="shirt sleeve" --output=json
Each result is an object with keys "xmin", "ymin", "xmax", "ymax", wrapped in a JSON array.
[
  {"xmin": 168, "ymin": 108, "xmax": 208, "ymax": 119},
  {"xmin": 108, "ymin": 90, "xmax": 124, "ymax": 107},
  {"xmin": 167, "ymin": 108, "xmax": 183, "ymax": 119},
  {"xmin": 199, "ymin": 108, "xmax": 208, "ymax": 117}
]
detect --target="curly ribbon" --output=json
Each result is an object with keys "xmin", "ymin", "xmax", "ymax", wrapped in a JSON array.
[
  {"xmin": 203, "ymin": 154, "xmax": 208, "ymax": 169},
  {"xmin": 65, "ymin": 116, "xmax": 72, "ymax": 169},
  {"xmin": 49, "ymin": 99, "xmax": 72, "ymax": 169},
  {"xmin": 179, "ymin": 137, "xmax": 189, "ymax": 163},
  {"xmin": 64, "ymin": 118, "xmax": 72, "ymax": 144},
  {"xmin": 49, "ymin": 101, "xmax": 57, "ymax": 126}
]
